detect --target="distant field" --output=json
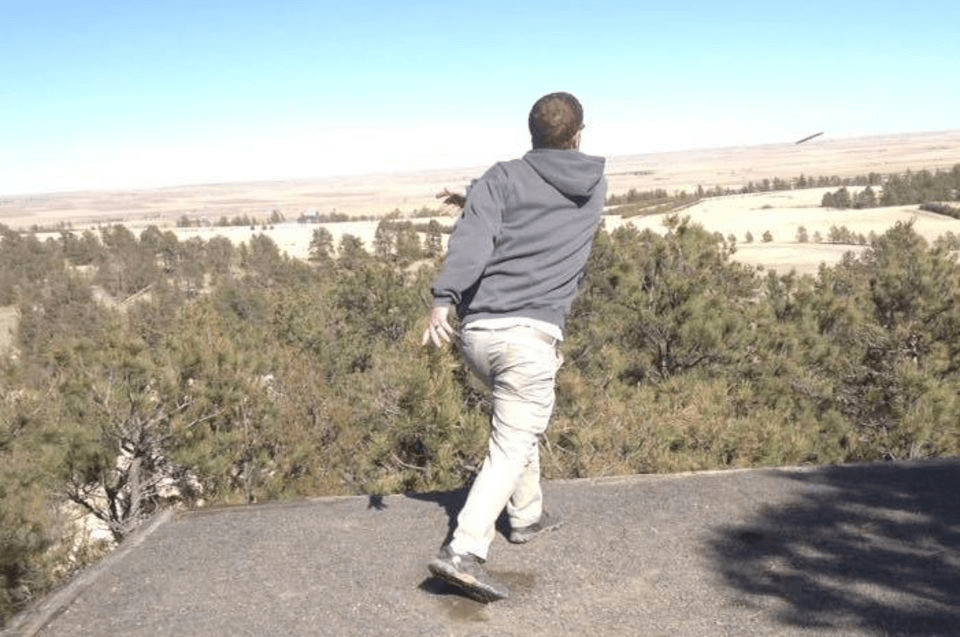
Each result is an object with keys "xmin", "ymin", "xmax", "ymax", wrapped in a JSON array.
[
  {"xmin": 3, "ymin": 129, "xmax": 959, "ymax": 228},
  {"xmin": 160, "ymin": 186, "xmax": 960, "ymax": 278},
  {"xmin": 8, "ymin": 129, "xmax": 960, "ymax": 277},
  {"xmin": 605, "ymin": 187, "xmax": 960, "ymax": 275}
]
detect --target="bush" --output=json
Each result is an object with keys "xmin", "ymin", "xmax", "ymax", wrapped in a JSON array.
[{"xmin": 919, "ymin": 202, "xmax": 960, "ymax": 219}]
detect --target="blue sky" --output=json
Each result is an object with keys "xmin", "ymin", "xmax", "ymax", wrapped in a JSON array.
[{"xmin": 2, "ymin": 0, "xmax": 957, "ymax": 195}]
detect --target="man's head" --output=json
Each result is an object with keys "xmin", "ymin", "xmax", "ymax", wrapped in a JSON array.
[{"xmin": 528, "ymin": 92, "xmax": 584, "ymax": 150}]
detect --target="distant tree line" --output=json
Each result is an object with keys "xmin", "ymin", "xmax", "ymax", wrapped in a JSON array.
[
  {"xmin": 297, "ymin": 211, "xmax": 381, "ymax": 224},
  {"xmin": 177, "ymin": 209, "xmax": 288, "ymax": 229},
  {"xmin": 605, "ymin": 165, "xmax": 960, "ymax": 219},
  {"xmin": 176, "ymin": 205, "xmax": 453, "ymax": 229},
  {"xmin": 605, "ymin": 171, "xmax": 890, "ymax": 217},
  {"xmin": 306, "ymin": 218, "xmax": 452, "ymax": 265},
  {"xmin": 822, "ymin": 165, "xmax": 960, "ymax": 209},
  {"xmin": 920, "ymin": 203, "xmax": 960, "ymax": 219},
  {"xmin": 25, "ymin": 220, "xmax": 75, "ymax": 233},
  {"xmin": 606, "ymin": 187, "xmax": 676, "ymax": 206},
  {"xmin": 177, "ymin": 210, "xmax": 448, "ymax": 228},
  {"xmin": 297, "ymin": 204, "xmax": 448, "ymax": 226}
]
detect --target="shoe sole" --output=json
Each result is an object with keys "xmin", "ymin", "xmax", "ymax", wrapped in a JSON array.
[
  {"xmin": 509, "ymin": 518, "xmax": 564, "ymax": 544},
  {"xmin": 428, "ymin": 559, "xmax": 509, "ymax": 603}
]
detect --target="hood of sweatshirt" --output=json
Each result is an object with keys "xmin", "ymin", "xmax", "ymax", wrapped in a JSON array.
[{"xmin": 523, "ymin": 148, "xmax": 606, "ymax": 201}]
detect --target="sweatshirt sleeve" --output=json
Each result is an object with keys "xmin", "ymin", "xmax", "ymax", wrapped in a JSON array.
[{"xmin": 431, "ymin": 165, "xmax": 506, "ymax": 306}]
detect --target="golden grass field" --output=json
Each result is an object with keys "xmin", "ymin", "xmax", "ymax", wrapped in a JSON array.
[{"xmin": 3, "ymin": 129, "xmax": 960, "ymax": 277}]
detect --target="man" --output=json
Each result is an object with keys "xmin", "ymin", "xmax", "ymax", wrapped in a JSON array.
[{"xmin": 421, "ymin": 92, "xmax": 606, "ymax": 602}]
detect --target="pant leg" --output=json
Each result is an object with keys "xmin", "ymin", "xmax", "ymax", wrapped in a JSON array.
[
  {"xmin": 448, "ymin": 326, "xmax": 558, "ymax": 560},
  {"xmin": 506, "ymin": 432, "xmax": 542, "ymax": 528},
  {"xmin": 509, "ymin": 347, "xmax": 564, "ymax": 527}
]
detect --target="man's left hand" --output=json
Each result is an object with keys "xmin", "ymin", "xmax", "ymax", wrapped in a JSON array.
[{"xmin": 422, "ymin": 305, "xmax": 455, "ymax": 347}]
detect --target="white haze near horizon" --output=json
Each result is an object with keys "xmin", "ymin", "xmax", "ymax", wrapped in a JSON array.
[
  {"xmin": 8, "ymin": 124, "xmax": 956, "ymax": 198},
  {"xmin": 0, "ymin": 104, "xmax": 856, "ymax": 196}
]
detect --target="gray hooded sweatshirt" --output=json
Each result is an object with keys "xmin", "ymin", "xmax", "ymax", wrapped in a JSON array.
[{"xmin": 432, "ymin": 148, "xmax": 607, "ymax": 332}]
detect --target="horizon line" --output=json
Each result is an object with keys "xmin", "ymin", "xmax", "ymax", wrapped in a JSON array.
[{"xmin": 3, "ymin": 128, "xmax": 959, "ymax": 201}]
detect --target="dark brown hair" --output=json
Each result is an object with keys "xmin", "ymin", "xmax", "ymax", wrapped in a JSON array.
[{"xmin": 528, "ymin": 92, "xmax": 584, "ymax": 150}]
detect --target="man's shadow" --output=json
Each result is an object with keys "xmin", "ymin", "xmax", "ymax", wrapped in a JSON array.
[{"xmin": 405, "ymin": 487, "xmax": 511, "ymax": 546}]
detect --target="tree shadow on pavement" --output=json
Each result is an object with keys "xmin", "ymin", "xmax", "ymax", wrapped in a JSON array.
[{"xmin": 708, "ymin": 459, "xmax": 960, "ymax": 635}]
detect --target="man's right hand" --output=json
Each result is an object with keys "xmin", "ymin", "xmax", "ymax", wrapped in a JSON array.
[{"xmin": 422, "ymin": 305, "xmax": 455, "ymax": 348}]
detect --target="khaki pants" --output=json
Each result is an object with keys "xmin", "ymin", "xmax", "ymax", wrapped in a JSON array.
[{"xmin": 448, "ymin": 324, "xmax": 561, "ymax": 560}]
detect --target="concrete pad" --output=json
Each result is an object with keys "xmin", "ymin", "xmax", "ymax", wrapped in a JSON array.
[{"xmin": 9, "ymin": 459, "xmax": 960, "ymax": 637}]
